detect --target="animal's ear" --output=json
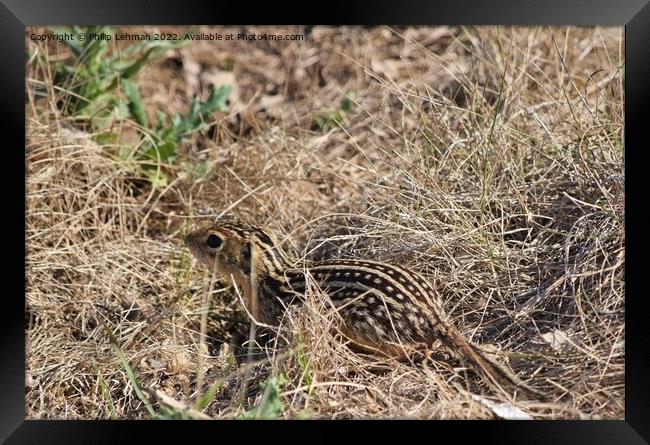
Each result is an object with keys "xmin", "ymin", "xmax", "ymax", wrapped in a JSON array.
[{"xmin": 239, "ymin": 242, "xmax": 252, "ymax": 276}]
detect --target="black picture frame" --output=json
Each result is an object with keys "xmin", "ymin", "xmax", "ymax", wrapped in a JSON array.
[{"xmin": 3, "ymin": 0, "xmax": 648, "ymax": 443}]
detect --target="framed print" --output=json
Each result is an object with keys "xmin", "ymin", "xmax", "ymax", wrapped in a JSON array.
[{"xmin": 3, "ymin": 0, "xmax": 649, "ymax": 442}]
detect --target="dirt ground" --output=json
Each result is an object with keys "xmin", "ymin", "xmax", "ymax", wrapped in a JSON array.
[{"xmin": 26, "ymin": 25, "xmax": 624, "ymax": 419}]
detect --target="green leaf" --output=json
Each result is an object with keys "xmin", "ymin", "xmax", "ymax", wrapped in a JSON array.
[
  {"xmin": 166, "ymin": 85, "xmax": 231, "ymax": 141},
  {"xmin": 119, "ymin": 48, "xmax": 156, "ymax": 80},
  {"xmin": 295, "ymin": 337, "xmax": 312, "ymax": 387},
  {"xmin": 238, "ymin": 374, "xmax": 287, "ymax": 420},
  {"xmin": 196, "ymin": 376, "xmax": 228, "ymax": 411},
  {"xmin": 145, "ymin": 169, "xmax": 169, "ymax": 188},
  {"xmin": 202, "ymin": 84, "xmax": 232, "ymax": 113},
  {"xmin": 116, "ymin": 38, "xmax": 187, "ymax": 60},
  {"xmin": 123, "ymin": 79, "xmax": 148, "ymax": 127},
  {"xmin": 341, "ymin": 91, "xmax": 355, "ymax": 112},
  {"xmin": 95, "ymin": 369, "xmax": 118, "ymax": 419},
  {"xmin": 313, "ymin": 110, "xmax": 344, "ymax": 132},
  {"xmin": 105, "ymin": 325, "xmax": 156, "ymax": 417},
  {"xmin": 144, "ymin": 139, "xmax": 177, "ymax": 164},
  {"xmin": 95, "ymin": 131, "xmax": 118, "ymax": 145}
]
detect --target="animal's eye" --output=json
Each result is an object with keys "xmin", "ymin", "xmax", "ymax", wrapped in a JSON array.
[{"xmin": 207, "ymin": 234, "xmax": 222, "ymax": 249}]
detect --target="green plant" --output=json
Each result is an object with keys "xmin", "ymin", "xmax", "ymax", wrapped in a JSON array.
[
  {"xmin": 238, "ymin": 374, "xmax": 287, "ymax": 420},
  {"xmin": 48, "ymin": 26, "xmax": 232, "ymax": 187},
  {"xmin": 313, "ymin": 91, "xmax": 355, "ymax": 132},
  {"xmin": 134, "ymin": 82, "xmax": 231, "ymax": 160},
  {"xmin": 95, "ymin": 367, "xmax": 118, "ymax": 419},
  {"xmin": 51, "ymin": 26, "xmax": 187, "ymax": 128},
  {"xmin": 105, "ymin": 325, "xmax": 157, "ymax": 418},
  {"xmin": 127, "ymin": 81, "xmax": 231, "ymax": 187},
  {"xmin": 194, "ymin": 375, "xmax": 229, "ymax": 412},
  {"xmin": 295, "ymin": 336, "xmax": 313, "ymax": 388},
  {"xmin": 106, "ymin": 324, "xmax": 209, "ymax": 420}
]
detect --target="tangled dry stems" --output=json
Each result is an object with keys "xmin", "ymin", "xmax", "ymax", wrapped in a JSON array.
[{"xmin": 26, "ymin": 26, "xmax": 623, "ymax": 419}]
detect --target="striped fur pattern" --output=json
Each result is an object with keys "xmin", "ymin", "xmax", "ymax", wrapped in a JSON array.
[
  {"xmin": 283, "ymin": 260, "xmax": 446, "ymax": 352},
  {"xmin": 185, "ymin": 220, "xmax": 544, "ymax": 399}
]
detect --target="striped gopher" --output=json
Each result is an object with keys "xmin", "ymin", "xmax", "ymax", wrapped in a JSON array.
[{"xmin": 184, "ymin": 219, "xmax": 545, "ymax": 399}]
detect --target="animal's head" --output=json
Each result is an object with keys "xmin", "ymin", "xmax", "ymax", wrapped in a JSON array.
[
  {"xmin": 185, "ymin": 220, "xmax": 296, "ymax": 326},
  {"xmin": 184, "ymin": 220, "xmax": 293, "ymax": 280}
]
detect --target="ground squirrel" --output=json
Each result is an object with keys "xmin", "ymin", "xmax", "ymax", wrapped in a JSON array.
[{"xmin": 185, "ymin": 220, "xmax": 544, "ymax": 400}]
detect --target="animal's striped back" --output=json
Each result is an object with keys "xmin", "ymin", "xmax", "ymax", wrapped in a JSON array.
[{"xmin": 279, "ymin": 259, "xmax": 446, "ymax": 347}]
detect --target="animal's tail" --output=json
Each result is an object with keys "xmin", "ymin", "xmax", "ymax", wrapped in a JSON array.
[{"xmin": 437, "ymin": 322, "xmax": 546, "ymax": 401}]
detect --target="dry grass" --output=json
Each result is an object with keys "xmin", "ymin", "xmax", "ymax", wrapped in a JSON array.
[{"xmin": 26, "ymin": 25, "xmax": 624, "ymax": 419}]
